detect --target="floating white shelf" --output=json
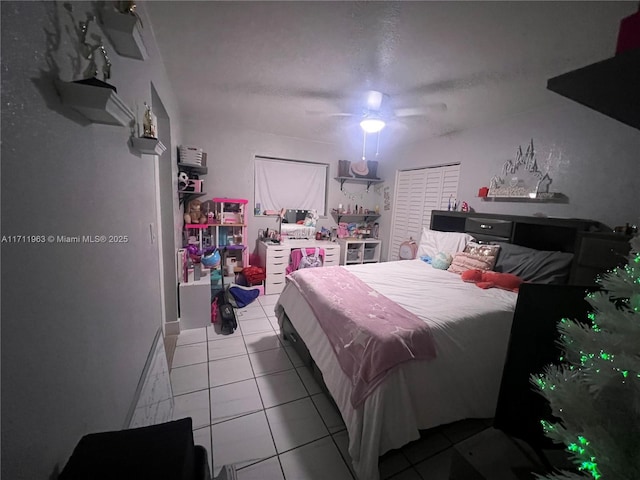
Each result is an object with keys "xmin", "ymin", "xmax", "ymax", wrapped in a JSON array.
[
  {"xmin": 101, "ymin": 8, "xmax": 148, "ymax": 60},
  {"xmin": 55, "ymin": 79, "xmax": 135, "ymax": 126},
  {"xmin": 481, "ymin": 192, "xmax": 568, "ymax": 203},
  {"xmin": 130, "ymin": 137, "xmax": 166, "ymax": 156}
]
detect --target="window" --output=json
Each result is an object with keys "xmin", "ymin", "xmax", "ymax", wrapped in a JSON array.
[
  {"xmin": 388, "ymin": 164, "xmax": 460, "ymax": 260},
  {"xmin": 254, "ymin": 156, "xmax": 328, "ymax": 216}
]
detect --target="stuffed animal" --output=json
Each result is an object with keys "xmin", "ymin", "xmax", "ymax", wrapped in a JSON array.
[
  {"xmin": 303, "ymin": 209, "xmax": 319, "ymax": 227},
  {"xmin": 431, "ymin": 252, "xmax": 453, "ymax": 270},
  {"xmin": 461, "ymin": 269, "xmax": 523, "ymax": 292},
  {"xmin": 184, "ymin": 199, "xmax": 207, "ymax": 224},
  {"xmin": 178, "ymin": 172, "xmax": 189, "ymax": 191}
]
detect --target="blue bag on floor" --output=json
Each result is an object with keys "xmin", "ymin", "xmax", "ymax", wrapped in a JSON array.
[{"xmin": 228, "ymin": 285, "xmax": 260, "ymax": 308}]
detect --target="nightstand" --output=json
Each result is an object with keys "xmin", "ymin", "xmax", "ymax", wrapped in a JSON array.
[{"xmin": 571, "ymin": 232, "xmax": 633, "ymax": 285}]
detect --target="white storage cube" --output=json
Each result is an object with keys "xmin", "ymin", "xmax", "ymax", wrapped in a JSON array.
[{"xmin": 178, "ymin": 275, "xmax": 211, "ymax": 330}]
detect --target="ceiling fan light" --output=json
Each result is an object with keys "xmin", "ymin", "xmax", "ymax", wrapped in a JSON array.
[{"xmin": 360, "ymin": 117, "xmax": 386, "ymax": 133}]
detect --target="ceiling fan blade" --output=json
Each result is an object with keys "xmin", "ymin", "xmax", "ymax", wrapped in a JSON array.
[
  {"xmin": 305, "ymin": 110, "xmax": 353, "ymax": 117},
  {"xmin": 395, "ymin": 103, "xmax": 448, "ymax": 117}
]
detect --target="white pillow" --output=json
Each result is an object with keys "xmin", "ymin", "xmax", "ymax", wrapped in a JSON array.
[{"xmin": 417, "ymin": 228, "xmax": 475, "ymax": 258}]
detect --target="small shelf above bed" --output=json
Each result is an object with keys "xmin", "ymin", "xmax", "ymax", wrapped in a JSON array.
[
  {"xmin": 331, "ymin": 213, "xmax": 380, "ymax": 224},
  {"xmin": 480, "ymin": 193, "xmax": 568, "ymax": 203}
]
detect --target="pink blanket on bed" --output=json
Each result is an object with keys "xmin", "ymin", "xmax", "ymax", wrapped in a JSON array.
[{"xmin": 287, "ymin": 266, "xmax": 437, "ymax": 407}]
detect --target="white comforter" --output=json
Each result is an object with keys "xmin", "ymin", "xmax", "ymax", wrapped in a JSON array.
[{"xmin": 276, "ymin": 260, "xmax": 517, "ymax": 480}]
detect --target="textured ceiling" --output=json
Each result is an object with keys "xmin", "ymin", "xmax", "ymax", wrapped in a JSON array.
[{"xmin": 146, "ymin": 1, "xmax": 633, "ymax": 147}]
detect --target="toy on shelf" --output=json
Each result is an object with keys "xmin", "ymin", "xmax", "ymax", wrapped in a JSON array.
[
  {"xmin": 183, "ymin": 198, "xmax": 249, "ymax": 275},
  {"xmin": 184, "ymin": 199, "xmax": 207, "ymax": 224}
]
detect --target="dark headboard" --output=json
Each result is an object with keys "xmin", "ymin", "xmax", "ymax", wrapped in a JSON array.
[
  {"xmin": 430, "ymin": 210, "xmax": 600, "ymax": 253},
  {"xmin": 429, "ymin": 210, "xmax": 612, "ymax": 285}
]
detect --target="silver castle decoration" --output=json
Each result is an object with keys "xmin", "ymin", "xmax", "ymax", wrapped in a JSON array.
[{"xmin": 487, "ymin": 139, "xmax": 563, "ymax": 200}]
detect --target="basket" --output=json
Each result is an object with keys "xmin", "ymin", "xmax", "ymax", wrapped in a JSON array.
[
  {"xmin": 179, "ymin": 146, "xmax": 204, "ymax": 165},
  {"xmin": 347, "ymin": 249, "xmax": 361, "ymax": 262},
  {"xmin": 363, "ymin": 247, "xmax": 376, "ymax": 261}
]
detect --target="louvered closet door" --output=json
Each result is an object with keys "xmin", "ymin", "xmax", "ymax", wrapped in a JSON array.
[{"xmin": 388, "ymin": 164, "xmax": 460, "ymax": 261}]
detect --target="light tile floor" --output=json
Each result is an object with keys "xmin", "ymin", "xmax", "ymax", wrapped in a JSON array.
[{"xmin": 171, "ymin": 293, "xmax": 545, "ymax": 480}]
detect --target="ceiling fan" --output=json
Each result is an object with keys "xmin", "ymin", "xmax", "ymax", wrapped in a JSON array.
[{"xmin": 306, "ymin": 90, "xmax": 447, "ymax": 132}]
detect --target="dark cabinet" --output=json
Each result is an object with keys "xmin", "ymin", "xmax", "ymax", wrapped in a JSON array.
[
  {"xmin": 571, "ymin": 232, "xmax": 632, "ymax": 285},
  {"xmin": 494, "ymin": 283, "xmax": 598, "ymax": 450}
]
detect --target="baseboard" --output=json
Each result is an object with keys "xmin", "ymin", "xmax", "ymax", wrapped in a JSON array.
[
  {"xmin": 124, "ymin": 328, "xmax": 174, "ymax": 429},
  {"xmin": 165, "ymin": 320, "xmax": 181, "ymax": 336}
]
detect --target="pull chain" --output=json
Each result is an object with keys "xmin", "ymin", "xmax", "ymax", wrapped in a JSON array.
[{"xmin": 362, "ymin": 130, "xmax": 367, "ymax": 161}]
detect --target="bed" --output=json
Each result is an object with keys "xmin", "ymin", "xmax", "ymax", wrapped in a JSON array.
[{"xmin": 274, "ymin": 212, "xmax": 596, "ymax": 480}]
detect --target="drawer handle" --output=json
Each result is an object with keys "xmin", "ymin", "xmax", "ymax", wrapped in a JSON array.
[
  {"xmin": 480, "ymin": 224, "xmax": 493, "ymax": 230},
  {"xmin": 288, "ymin": 332, "xmax": 298, "ymax": 344}
]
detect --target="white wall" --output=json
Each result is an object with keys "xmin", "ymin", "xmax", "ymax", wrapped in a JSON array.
[
  {"xmin": 385, "ymin": 93, "xmax": 640, "ymax": 255},
  {"xmin": 180, "ymin": 124, "xmax": 386, "ymax": 263},
  {"xmin": 1, "ymin": 2, "xmax": 183, "ymax": 478}
]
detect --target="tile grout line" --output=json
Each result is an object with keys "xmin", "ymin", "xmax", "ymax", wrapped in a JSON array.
[
  {"xmin": 256, "ymin": 296, "xmax": 290, "ymax": 479},
  {"xmin": 239, "ymin": 311, "xmax": 288, "ymax": 480},
  {"xmin": 205, "ymin": 324, "xmax": 213, "ymax": 475}
]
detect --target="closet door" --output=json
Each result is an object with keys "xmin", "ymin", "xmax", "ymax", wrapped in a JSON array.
[{"xmin": 388, "ymin": 164, "xmax": 460, "ymax": 261}]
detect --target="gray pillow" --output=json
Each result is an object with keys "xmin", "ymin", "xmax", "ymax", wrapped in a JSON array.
[{"xmin": 493, "ymin": 242, "xmax": 574, "ymax": 284}]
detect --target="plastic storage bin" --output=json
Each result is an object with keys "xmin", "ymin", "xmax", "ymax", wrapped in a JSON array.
[
  {"xmin": 347, "ymin": 248, "xmax": 361, "ymax": 262},
  {"xmin": 363, "ymin": 247, "xmax": 376, "ymax": 261}
]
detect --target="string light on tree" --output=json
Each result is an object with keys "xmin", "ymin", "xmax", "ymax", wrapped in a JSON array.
[{"xmin": 532, "ymin": 235, "xmax": 640, "ymax": 480}]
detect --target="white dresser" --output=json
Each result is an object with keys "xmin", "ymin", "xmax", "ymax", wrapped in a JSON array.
[{"xmin": 257, "ymin": 239, "xmax": 341, "ymax": 295}]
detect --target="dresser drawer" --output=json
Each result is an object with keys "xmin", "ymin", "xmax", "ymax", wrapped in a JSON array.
[
  {"xmin": 265, "ymin": 258, "xmax": 288, "ymax": 274},
  {"xmin": 265, "ymin": 276, "xmax": 286, "ymax": 295},
  {"xmin": 266, "ymin": 248, "xmax": 289, "ymax": 261},
  {"xmin": 323, "ymin": 250, "xmax": 339, "ymax": 263},
  {"xmin": 465, "ymin": 217, "xmax": 513, "ymax": 240},
  {"xmin": 323, "ymin": 257, "xmax": 340, "ymax": 267}
]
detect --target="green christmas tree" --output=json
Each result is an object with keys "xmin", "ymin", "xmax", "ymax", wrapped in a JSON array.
[{"xmin": 532, "ymin": 235, "xmax": 640, "ymax": 480}]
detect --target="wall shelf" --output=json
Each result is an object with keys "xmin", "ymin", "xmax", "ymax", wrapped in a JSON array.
[
  {"xmin": 130, "ymin": 137, "xmax": 166, "ymax": 156},
  {"xmin": 55, "ymin": 79, "xmax": 135, "ymax": 126},
  {"xmin": 334, "ymin": 176, "xmax": 383, "ymax": 192},
  {"xmin": 178, "ymin": 191, "xmax": 207, "ymax": 205},
  {"xmin": 547, "ymin": 49, "xmax": 640, "ymax": 130},
  {"xmin": 481, "ymin": 193, "xmax": 568, "ymax": 203},
  {"xmin": 331, "ymin": 213, "xmax": 380, "ymax": 224},
  {"xmin": 100, "ymin": 7, "xmax": 148, "ymax": 60},
  {"xmin": 178, "ymin": 162, "xmax": 208, "ymax": 175}
]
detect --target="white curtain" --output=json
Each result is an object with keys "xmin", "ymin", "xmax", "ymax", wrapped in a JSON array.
[{"xmin": 255, "ymin": 157, "xmax": 328, "ymax": 215}]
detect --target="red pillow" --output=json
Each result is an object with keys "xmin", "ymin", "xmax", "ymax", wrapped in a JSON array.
[{"xmin": 461, "ymin": 269, "xmax": 523, "ymax": 292}]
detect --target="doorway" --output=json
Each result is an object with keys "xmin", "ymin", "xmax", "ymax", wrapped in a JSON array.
[{"xmin": 151, "ymin": 84, "xmax": 178, "ymax": 334}]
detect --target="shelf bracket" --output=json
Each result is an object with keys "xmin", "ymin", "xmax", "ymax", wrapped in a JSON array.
[
  {"xmin": 366, "ymin": 181, "xmax": 374, "ymax": 192},
  {"xmin": 339, "ymin": 179, "xmax": 346, "ymax": 191}
]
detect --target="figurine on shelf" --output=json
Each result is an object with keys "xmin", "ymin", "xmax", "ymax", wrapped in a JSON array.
[
  {"xmin": 178, "ymin": 172, "xmax": 189, "ymax": 191},
  {"xmin": 115, "ymin": 1, "xmax": 143, "ymax": 27},
  {"xmin": 143, "ymin": 102, "xmax": 157, "ymax": 139},
  {"xmin": 116, "ymin": 1, "xmax": 137, "ymax": 14},
  {"xmin": 64, "ymin": 3, "xmax": 113, "ymax": 86},
  {"xmin": 184, "ymin": 199, "xmax": 207, "ymax": 225}
]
